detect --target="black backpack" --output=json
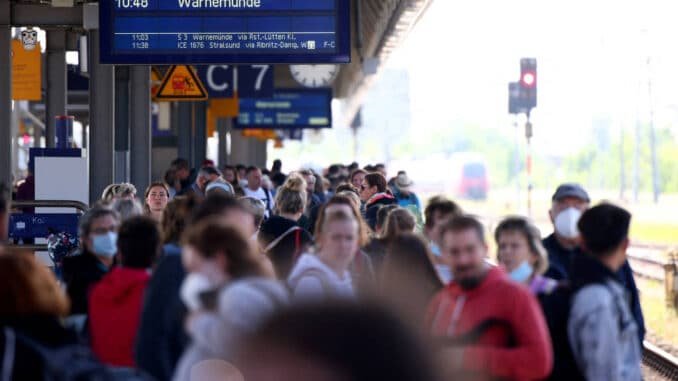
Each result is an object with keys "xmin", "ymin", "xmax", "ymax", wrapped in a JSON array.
[
  {"xmin": 539, "ymin": 285, "xmax": 585, "ymax": 381},
  {"xmin": 3, "ymin": 328, "xmax": 155, "ymax": 381}
]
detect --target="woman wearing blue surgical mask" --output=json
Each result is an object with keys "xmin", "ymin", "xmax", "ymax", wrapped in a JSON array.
[
  {"xmin": 495, "ymin": 217, "xmax": 558, "ymax": 296},
  {"xmin": 62, "ymin": 206, "xmax": 120, "ymax": 315}
]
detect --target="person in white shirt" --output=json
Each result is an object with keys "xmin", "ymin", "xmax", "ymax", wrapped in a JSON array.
[
  {"xmin": 243, "ymin": 167, "xmax": 275, "ymax": 218},
  {"xmin": 287, "ymin": 209, "xmax": 359, "ymax": 302}
]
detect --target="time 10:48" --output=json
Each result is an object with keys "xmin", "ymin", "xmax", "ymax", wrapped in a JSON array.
[{"xmin": 116, "ymin": 0, "xmax": 149, "ymax": 8}]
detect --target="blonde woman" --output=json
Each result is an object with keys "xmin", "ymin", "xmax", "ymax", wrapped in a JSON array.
[{"xmin": 495, "ymin": 216, "xmax": 558, "ymax": 295}]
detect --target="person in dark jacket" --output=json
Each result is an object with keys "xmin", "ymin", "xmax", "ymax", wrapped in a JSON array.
[
  {"xmin": 364, "ymin": 207, "xmax": 415, "ymax": 272},
  {"xmin": 298, "ymin": 169, "xmax": 322, "ymax": 217},
  {"xmin": 171, "ymin": 158, "xmax": 194, "ymax": 196},
  {"xmin": 0, "ymin": 252, "xmax": 77, "ymax": 380},
  {"xmin": 15, "ymin": 167, "xmax": 34, "ymax": 214},
  {"xmin": 359, "ymin": 173, "xmax": 396, "ymax": 232},
  {"xmin": 543, "ymin": 184, "xmax": 645, "ymax": 343},
  {"xmin": 89, "ymin": 216, "xmax": 159, "ymax": 367},
  {"xmin": 62, "ymin": 206, "xmax": 120, "ymax": 315},
  {"xmin": 259, "ymin": 175, "xmax": 314, "ymax": 279},
  {"xmin": 134, "ymin": 196, "xmax": 195, "ymax": 380}
]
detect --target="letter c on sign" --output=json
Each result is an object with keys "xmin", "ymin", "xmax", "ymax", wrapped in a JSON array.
[{"xmin": 207, "ymin": 65, "xmax": 230, "ymax": 92}]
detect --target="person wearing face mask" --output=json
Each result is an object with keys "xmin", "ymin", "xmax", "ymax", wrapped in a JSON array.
[
  {"xmin": 62, "ymin": 206, "xmax": 120, "ymax": 315},
  {"xmin": 88, "ymin": 216, "xmax": 160, "ymax": 367},
  {"xmin": 426, "ymin": 216, "xmax": 553, "ymax": 381},
  {"xmin": 173, "ymin": 220, "xmax": 284, "ymax": 381},
  {"xmin": 135, "ymin": 194, "xmax": 257, "ymax": 381},
  {"xmin": 543, "ymin": 183, "xmax": 645, "ymax": 347},
  {"xmin": 543, "ymin": 184, "xmax": 591, "ymax": 280},
  {"xmin": 495, "ymin": 217, "xmax": 558, "ymax": 295},
  {"xmin": 423, "ymin": 196, "xmax": 463, "ymax": 284}
]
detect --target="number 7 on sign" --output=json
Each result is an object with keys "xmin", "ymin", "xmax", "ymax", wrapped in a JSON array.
[{"xmin": 252, "ymin": 65, "xmax": 269, "ymax": 91}]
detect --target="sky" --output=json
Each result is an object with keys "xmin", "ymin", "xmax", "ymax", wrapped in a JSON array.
[
  {"xmin": 385, "ymin": 0, "xmax": 678, "ymax": 155},
  {"xmin": 272, "ymin": 0, "xmax": 678, "ymax": 167}
]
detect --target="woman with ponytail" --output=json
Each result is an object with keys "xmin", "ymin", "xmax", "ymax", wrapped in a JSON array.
[{"xmin": 258, "ymin": 175, "xmax": 314, "ymax": 279}]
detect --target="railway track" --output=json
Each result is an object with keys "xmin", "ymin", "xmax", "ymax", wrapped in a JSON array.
[
  {"xmin": 630, "ymin": 245, "xmax": 678, "ymax": 379},
  {"xmin": 644, "ymin": 341, "xmax": 678, "ymax": 380},
  {"xmin": 627, "ymin": 244, "xmax": 674, "ymax": 282}
]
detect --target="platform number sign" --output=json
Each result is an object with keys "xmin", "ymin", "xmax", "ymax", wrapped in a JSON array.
[{"xmin": 197, "ymin": 65, "xmax": 274, "ymax": 99}]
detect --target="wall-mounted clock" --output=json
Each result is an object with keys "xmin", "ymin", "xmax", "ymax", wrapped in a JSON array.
[{"xmin": 289, "ymin": 64, "xmax": 340, "ymax": 88}]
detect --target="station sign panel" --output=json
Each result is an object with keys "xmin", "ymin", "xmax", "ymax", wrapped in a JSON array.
[
  {"xmin": 100, "ymin": 0, "xmax": 351, "ymax": 64},
  {"xmin": 196, "ymin": 65, "xmax": 274, "ymax": 98},
  {"xmin": 234, "ymin": 88, "xmax": 332, "ymax": 129},
  {"xmin": 11, "ymin": 39, "xmax": 42, "ymax": 101}
]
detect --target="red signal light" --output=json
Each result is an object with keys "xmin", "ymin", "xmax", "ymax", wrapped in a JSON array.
[{"xmin": 521, "ymin": 72, "xmax": 536, "ymax": 88}]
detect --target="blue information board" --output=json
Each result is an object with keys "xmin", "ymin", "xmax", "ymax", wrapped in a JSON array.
[
  {"xmin": 100, "ymin": 0, "xmax": 350, "ymax": 64},
  {"xmin": 9, "ymin": 214, "xmax": 80, "ymax": 240},
  {"xmin": 234, "ymin": 88, "xmax": 332, "ymax": 129}
]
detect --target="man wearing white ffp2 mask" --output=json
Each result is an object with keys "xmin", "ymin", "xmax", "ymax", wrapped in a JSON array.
[
  {"xmin": 543, "ymin": 183, "xmax": 590, "ymax": 280},
  {"xmin": 542, "ymin": 183, "xmax": 647, "ymax": 356}
]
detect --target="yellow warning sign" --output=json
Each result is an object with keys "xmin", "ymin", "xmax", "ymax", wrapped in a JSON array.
[
  {"xmin": 151, "ymin": 67, "xmax": 162, "ymax": 99},
  {"xmin": 11, "ymin": 39, "xmax": 42, "ymax": 101},
  {"xmin": 156, "ymin": 65, "xmax": 208, "ymax": 101}
]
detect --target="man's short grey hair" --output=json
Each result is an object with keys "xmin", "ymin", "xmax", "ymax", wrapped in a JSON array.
[{"xmin": 79, "ymin": 205, "xmax": 120, "ymax": 238}]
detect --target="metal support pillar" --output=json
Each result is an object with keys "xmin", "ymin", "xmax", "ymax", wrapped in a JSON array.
[
  {"xmin": 88, "ymin": 29, "xmax": 115, "ymax": 204},
  {"xmin": 229, "ymin": 130, "xmax": 248, "ymax": 166},
  {"xmin": 114, "ymin": 66, "xmax": 130, "ymax": 183},
  {"xmin": 253, "ymin": 139, "xmax": 267, "ymax": 168},
  {"xmin": 0, "ymin": 0, "xmax": 11, "ymax": 193},
  {"xmin": 217, "ymin": 118, "xmax": 230, "ymax": 168},
  {"xmin": 176, "ymin": 102, "xmax": 192, "ymax": 166},
  {"xmin": 46, "ymin": 29, "xmax": 67, "ymax": 148},
  {"xmin": 228, "ymin": 132, "xmax": 267, "ymax": 167},
  {"xmin": 129, "ymin": 66, "xmax": 151, "ymax": 192},
  {"xmin": 193, "ymin": 101, "xmax": 207, "ymax": 168}
]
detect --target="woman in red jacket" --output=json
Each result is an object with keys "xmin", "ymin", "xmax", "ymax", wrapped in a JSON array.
[{"xmin": 88, "ymin": 216, "xmax": 160, "ymax": 367}]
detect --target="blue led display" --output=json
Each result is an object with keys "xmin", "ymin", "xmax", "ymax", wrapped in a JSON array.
[
  {"xmin": 100, "ymin": 0, "xmax": 350, "ymax": 64},
  {"xmin": 234, "ymin": 88, "xmax": 332, "ymax": 129}
]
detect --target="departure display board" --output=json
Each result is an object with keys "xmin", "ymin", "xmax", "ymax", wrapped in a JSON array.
[
  {"xmin": 234, "ymin": 88, "xmax": 332, "ymax": 129},
  {"xmin": 100, "ymin": 0, "xmax": 350, "ymax": 64}
]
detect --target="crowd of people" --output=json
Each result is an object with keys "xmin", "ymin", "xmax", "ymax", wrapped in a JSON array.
[{"xmin": 0, "ymin": 159, "xmax": 645, "ymax": 381}]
